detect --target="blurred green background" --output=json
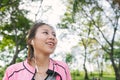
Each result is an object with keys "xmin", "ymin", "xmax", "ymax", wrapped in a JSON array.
[{"xmin": 0, "ymin": 0, "xmax": 120, "ymax": 80}]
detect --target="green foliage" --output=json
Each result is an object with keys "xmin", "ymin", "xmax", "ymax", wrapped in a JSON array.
[
  {"xmin": 0, "ymin": 0, "xmax": 33, "ymax": 66},
  {"xmin": 60, "ymin": 0, "xmax": 120, "ymax": 79},
  {"xmin": 0, "ymin": 66, "xmax": 6, "ymax": 80},
  {"xmin": 58, "ymin": 12, "xmax": 73, "ymax": 29},
  {"xmin": 104, "ymin": 40, "xmax": 120, "ymax": 61},
  {"xmin": 65, "ymin": 53, "xmax": 73, "ymax": 64},
  {"xmin": 91, "ymin": 6, "xmax": 103, "ymax": 13}
]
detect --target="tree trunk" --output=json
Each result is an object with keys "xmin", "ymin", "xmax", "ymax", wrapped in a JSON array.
[
  {"xmin": 100, "ymin": 60, "xmax": 103, "ymax": 78},
  {"xmin": 100, "ymin": 67, "xmax": 103, "ymax": 78},
  {"xmin": 118, "ymin": 57, "xmax": 120, "ymax": 71},
  {"xmin": 9, "ymin": 44, "xmax": 19, "ymax": 65},
  {"xmin": 83, "ymin": 49, "xmax": 89, "ymax": 80},
  {"xmin": 110, "ymin": 54, "xmax": 120, "ymax": 80},
  {"xmin": 97, "ymin": 60, "xmax": 100, "ymax": 77},
  {"xmin": 83, "ymin": 64, "xmax": 89, "ymax": 80}
]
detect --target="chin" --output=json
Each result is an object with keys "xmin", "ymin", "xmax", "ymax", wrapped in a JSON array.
[
  {"xmin": 47, "ymin": 50, "xmax": 55, "ymax": 54},
  {"xmin": 44, "ymin": 47, "xmax": 56, "ymax": 55},
  {"xmin": 48, "ymin": 51, "xmax": 54, "ymax": 54}
]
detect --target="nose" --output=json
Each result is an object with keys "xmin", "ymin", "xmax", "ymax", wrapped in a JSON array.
[{"xmin": 48, "ymin": 34, "xmax": 55, "ymax": 40}]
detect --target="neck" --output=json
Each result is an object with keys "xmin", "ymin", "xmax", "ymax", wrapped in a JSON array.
[
  {"xmin": 34, "ymin": 53, "xmax": 50, "ymax": 67},
  {"xmin": 30, "ymin": 52, "xmax": 50, "ymax": 74}
]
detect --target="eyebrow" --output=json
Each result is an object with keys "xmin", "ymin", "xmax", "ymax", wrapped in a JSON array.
[{"xmin": 41, "ymin": 29, "xmax": 56, "ymax": 33}]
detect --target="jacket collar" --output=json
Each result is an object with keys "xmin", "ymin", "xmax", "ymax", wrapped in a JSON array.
[
  {"xmin": 23, "ymin": 58, "xmax": 55, "ymax": 74},
  {"xmin": 24, "ymin": 59, "xmax": 62, "ymax": 80}
]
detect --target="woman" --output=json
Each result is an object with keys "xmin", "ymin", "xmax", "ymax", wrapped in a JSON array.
[{"xmin": 3, "ymin": 22, "xmax": 71, "ymax": 80}]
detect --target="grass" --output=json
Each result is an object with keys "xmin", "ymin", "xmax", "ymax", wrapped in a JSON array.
[
  {"xmin": 102, "ymin": 77, "xmax": 115, "ymax": 80},
  {"xmin": 71, "ymin": 71, "xmax": 115, "ymax": 80},
  {"xmin": 72, "ymin": 77, "xmax": 115, "ymax": 80},
  {"xmin": 71, "ymin": 76, "xmax": 115, "ymax": 80}
]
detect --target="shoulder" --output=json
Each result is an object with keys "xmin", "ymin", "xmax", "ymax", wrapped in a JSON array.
[
  {"xmin": 5, "ymin": 61, "xmax": 25, "ymax": 77},
  {"xmin": 50, "ymin": 59, "xmax": 71, "ymax": 80},
  {"xmin": 51, "ymin": 59, "xmax": 68, "ymax": 69},
  {"xmin": 6, "ymin": 61, "xmax": 24, "ymax": 71}
]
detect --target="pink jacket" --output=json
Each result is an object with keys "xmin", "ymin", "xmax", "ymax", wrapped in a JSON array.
[{"xmin": 3, "ymin": 59, "xmax": 71, "ymax": 80}]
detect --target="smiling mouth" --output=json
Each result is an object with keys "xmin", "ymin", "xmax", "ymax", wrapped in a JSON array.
[{"xmin": 46, "ymin": 42, "xmax": 55, "ymax": 47}]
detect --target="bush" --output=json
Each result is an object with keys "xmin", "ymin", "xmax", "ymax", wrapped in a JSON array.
[{"xmin": 0, "ymin": 67, "xmax": 6, "ymax": 80}]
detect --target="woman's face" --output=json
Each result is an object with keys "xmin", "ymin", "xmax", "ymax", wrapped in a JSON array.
[{"xmin": 31, "ymin": 25, "xmax": 57, "ymax": 55}]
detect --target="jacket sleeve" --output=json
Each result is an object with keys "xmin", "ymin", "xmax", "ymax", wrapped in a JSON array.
[{"xmin": 65, "ymin": 64, "xmax": 71, "ymax": 80}]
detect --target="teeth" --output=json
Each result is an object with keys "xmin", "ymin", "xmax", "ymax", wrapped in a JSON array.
[{"xmin": 47, "ymin": 42, "xmax": 54, "ymax": 46}]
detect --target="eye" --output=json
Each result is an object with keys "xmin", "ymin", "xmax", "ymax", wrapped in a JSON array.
[
  {"xmin": 52, "ymin": 33, "xmax": 56, "ymax": 37},
  {"xmin": 43, "ymin": 32, "xmax": 48, "ymax": 34}
]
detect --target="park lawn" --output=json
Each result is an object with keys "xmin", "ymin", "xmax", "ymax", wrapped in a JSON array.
[
  {"xmin": 71, "ymin": 76, "xmax": 115, "ymax": 80},
  {"xmin": 71, "ymin": 72, "xmax": 115, "ymax": 80},
  {"xmin": 102, "ymin": 77, "xmax": 115, "ymax": 80},
  {"xmin": 102, "ymin": 74, "xmax": 115, "ymax": 80}
]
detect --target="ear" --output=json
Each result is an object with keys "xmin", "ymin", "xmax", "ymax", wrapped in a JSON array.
[{"xmin": 31, "ymin": 40, "xmax": 34, "ymax": 45}]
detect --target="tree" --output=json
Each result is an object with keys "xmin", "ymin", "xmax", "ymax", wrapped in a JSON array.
[
  {"xmin": 0, "ymin": 0, "xmax": 33, "ymax": 65},
  {"xmin": 0, "ymin": 0, "xmax": 46, "ymax": 66},
  {"xmin": 72, "ymin": 0, "xmax": 120, "ymax": 80},
  {"xmin": 80, "ymin": 39, "xmax": 89, "ymax": 80}
]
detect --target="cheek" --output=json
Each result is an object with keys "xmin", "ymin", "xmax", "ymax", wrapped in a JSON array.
[
  {"xmin": 35, "ymin": 34, "xmax": 47, "ymax": 41},
  {"xmin": 33, "ymin": 38, "xmax": 44, "ymax": 46}
]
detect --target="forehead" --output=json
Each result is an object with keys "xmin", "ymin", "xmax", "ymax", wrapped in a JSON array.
[{"xmin": 37, "ymin": 25, "xmax": 55, "ymax": 32}]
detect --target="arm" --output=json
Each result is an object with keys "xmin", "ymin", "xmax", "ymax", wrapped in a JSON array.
[{"xmin": 65, "ymin": 64, "xmax": 71, "ymax": 80}]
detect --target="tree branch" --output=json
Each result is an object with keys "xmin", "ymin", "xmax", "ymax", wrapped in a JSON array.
[
  {"xmin": 35, "ymin": 0, "xmax": 44, "ymax": 21},
  {"xmin": 81, "ymin": 7, "xmax": 112, "ymax": 47},
  {"xmin": 93, "ymin": 38, "xmax": 110, "ymax": 54}
]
